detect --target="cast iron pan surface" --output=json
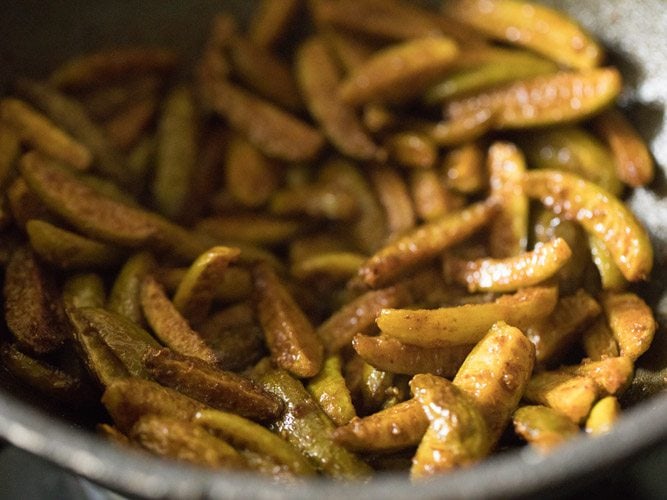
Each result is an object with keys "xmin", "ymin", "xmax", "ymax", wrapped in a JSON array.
[{"xmin": 0, "ymin": 1, "xmax": 665, "ymax": 498}]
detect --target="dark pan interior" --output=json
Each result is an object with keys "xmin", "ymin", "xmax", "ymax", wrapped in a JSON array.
[{"xmin": 0, "ymin": 1, "xmax": 665, "ymax": 498}]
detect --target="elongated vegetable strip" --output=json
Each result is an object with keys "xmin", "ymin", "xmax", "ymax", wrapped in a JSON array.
[
  {"xmin": 270, "ymin": 183, "xmax": 357, "ymax": 221},
  {"xmin": 130, "ymin": 415, "xmax": 246, "ymax": 469},
  {"xmin": 307, "ymin": 355, "xmax": 356, "ymax": 426},
  {"xmin": 589, "ymin": 235, "xmax": 627, "ymax": 291},
  {"xmin": 141, "ymin": 275, "xmax": 219, "ymax": 364},
  {"xmin": 203, "ymin": 80, "xmax": 324, "ymax": 162},
  {"xmin": 409, "ymin": 168, "xmax": 453, "ymax": 222},
  {"xmin": 172, "ymin": 246, "xmax": 240, "ymax": 326},
  {"xmin": 291, "ymin": 252, "xmax": 365, "ymax": 283},
  {"xmin": 585, "ymin": 396, "xmax": 620, "ymax": 435},
  {"xmin": 378, "ymin": 286, "xmax": 557, "ymax": 348},
  {"xmin": 453, "ymin": 321, "xmax": 535, "ymax": 444},
  {"xmin": 411, "ymin": 374, "xmax": 492, "ymax": 479},
  {"xmin": 296, "ymin": 36, "xmax": 383, "ymax": 161},
  {"xmin": 225, "ymin": 135, "xmax": 280, "ymax": 209},
  {"xmin": 353, "ymin": 334, "xmax": 472, "ymax": 377},
  {"xmin": 370, "ymin": 166, "xmax": 416, "ymax": 238},
  {"xmin": 253, "ymin": 263, "xmax": 323, "ymax": 378},
  {"xmin": 445, "ymin": 238, "xmax": 572, "ymax": 293},
  {"xmin": 523, "ymin": 170, "xmax": 653, "ymax": 282},
  {"xmin": 248, "ymin": 0, "xmax": 301, "ymax": 49},
  {"xmin": 26, "ymin": 219, "xmax": 125, "ymax": 270},
  {"xmin": 339, "ymin": 37, "xmax": 459, "ymax": 106},
  {"xmin": 582, "ymin": 317, "xmax": 619, "ymax": 361},
  {"xmin": 258, "ymin": 368, "xmax": 372, "ymax": 479},
  {"xmin": 1, "ymin": 98, "xmax": 92, "ymax": 170},
  {"xmin": 513, "ymin": 405, "xmax": 579, "ymax": 453},
  {"xmin": 600, "ymin": 292, "xmax": 656, "ymax": 361},
  {"xmin": 196, "ymin": 214, "xmax": 302, "ymax": 247},
  {"xmin": 333, "ymin": 398, "xmax": 429, "ymax": 454},
  {"xmin": 104, "ymin": 95, "xmax": 159, "ymax": 152},
  {"xmin": 524, "ymin": 371, "xmax": 598, "ymax": 424},
  {"xmin": 317, "ymin": 285, "xmax": 412, "ymax": 353},
  {"xmin": 144, "ymin": 348, "xmax": 282, "ymax": 421},
  {"xmin": 592, "ymin": 109, "xmax": 654, "ymax": 187},
  {"xmin": 422, "ymin": 109, "xmax": 494, "ymax": 148},
  {"xmin": 3, "ymin": 246, "xmax": 67, "ymax": 353},
  {"xmin": 560, "ymin": 357, "xmax": 634, "ymax": 397},
  {"xmin": 356, "ymin": 200, "xmax": 496, "ymax": 289},
  {"xmin": 441, "ymin": 142, "xmax": 486, "ymax": 195},
  {"xmin": 195, "ymin": 409, "xmax": 316, "ymax": 476},
  {"xmin": 445, "ymin": 68, "xmax": 621, "ymax": 130},
  {"xmin": 107, "ymin": 251, "xmax": 156, "ymax": 325},
  {"xmin": 387, "ymin": 133, "xmax": 437, "ymax": 170},
  {"xmin": 444, "ymin": 0, "xmax": 603, "ymax": 69}
]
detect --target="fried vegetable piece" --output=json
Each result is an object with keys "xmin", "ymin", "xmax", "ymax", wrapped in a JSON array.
[
  {"xmin": 306, "ymin": 355, "xmax": 356, "ymax": 426},
  {"xmin": 422, "ymin": 109, "xmax": 494, "ymax": 148},
  {"xmin": 15, "ymin": 78, "xmax": 131, "ymax": 187},
  {"xmin": 140, "ymin": 275, "xmax": 219, "ymax": 364},
  {"xmin": 339, "ymin": 37, "xmax": 460, "ymax": 106},
  {"xmin": 560, "ymin": 357, "xmax": 634, "ymax": 397},
  {"xmin": 387, "ymin": 133, "xmax": 438, "ymax": 170},
  {"xmin": 144, "ymin": 348, "xmax": 282, "ymax": 421},
  {"xmin": 153, "ymin": 85, "xmax": 199, "ymax": 220},
  {"xmin": 524, "ymin": 289, "xmax": 601, "ymax": 364},
  {"xmin": 26, "ymin": 219, "xmax": 125, "ymax": 270},
  {"xmin": 378, "ymin": 286, "xmax": 557, "ymax": 348},
  {"xmin": 352, "ymin": 334, "xmax": 472, "ymax": 377},
  {"xmin": 592, "ymin": 109, "xmax": 654, "ymax": 188},
  {"xmin": 411, "ymin": 374, "xmax": 492, "ymax": 479},
  {"xmin": 49, "ymin": 47, "xmax": 178, "ymax": 90},
  {"xmin": 62, "ymin": 273, "xmax": 106, "ymax": 310},
  {"xmin": 161, "ymin": 266, "xmax": 253, "ymax": 305},
  {"xmin": 104, "ymin": 95, "xmax": 160, "ymax": 152},
  {"xmin": 172, "ymin": 246, "xmax": 240, "ymax": 326},
  {"xmin": 356, "ymin": 200, "xmax": 496, "ymax": 289},
  {"xmin": 581, "ymin": 317, "xmax": 620, "ymax": 361},
  {"xmin": 513, "ymin": 405, "xmax": 579, "ymax": 453},
  {"xmin": 585, "ymin": 396, "xmax": 620, "ymax": 435},
  {"xmin": 102, "ymin": 377, "xmax": 206, "ymax": 433},
  {"xmin": 600, "ymin": 292, "xmax": 656, "ymax": 361},
  {"xmin": 19, "ymin": 152, "xmax": 207, "ymax": 260},
  {"xmin": 589, "ymin": 235, "xmax": 627, "ymax": 291},
  {"xmin": 369, "ymin": 165, "xmax": 416, "ymax": 238},
  {"xmin": 317, "ymin": 284, "xmax": 412, "ymax": 353},
  {"xmin": 0, "ymin": 98, "xmax": 92, "ymax": 170},
  {"xmin": 445, "ymin": 238, "xmax": 572, "ymax": 293},
  {"xmin": 487, "ymin": 142, "xmax": 527, "ymax": 257},
  {"xmin": 202, "ymin": 80, "xmax": 324, "ymax": 162},
  {"xmin": 130, "ymin": 415, "xmax": 246, "ymax": 469},
  {"xmin": 253, "ymin": 262, "xmax": 323, "ymax": 378},
  {"xmin": 258, "ymin": 368, "xmax": 372, "ymax": 479},
  {"xmin": 445, "ymin": 68, "xmax": 621, "ymax": 130},
  {"xmin": 107, "ymin": 251, "xmax": 157, "ymax": 325},
  {"xmin": 333, "ymin": 398, "xmax": 428, "ymax": 454},
  {"xmin": 296, "ymin": 36, "xmax": 382, "ymax": 162},
  {"xmin": 523, "ymin": 170, "xmax": 653, "ymax": 282},
  {"xmin": 409, "ymin": 168, "xmax": 453, "ymax": 222},
  {"xmin": 291, "ymin": 251, "xmax": 365, "ymax": 283},
  {"xmin": 196, "ymin": 214, "xmax": 301, "ymax": 247},
  {"xmin": 359, "ymin": 362, "xmax": 394, "ymax": 414},
  {"xmin": 3, "ymin": 246, "xmax": 67, "ymax": 353},
  {"xmin": 248, "ymin": 0, "xmax": 302, "ymax": 49},
  {"xmin": 444, "ymin": 0, "xmax": 603, "ymax": 69},
  {"xmin": 524, "ymin": 371, "xmax": 597, "ymax": 424},
  {"xmin": 197, "ymin": 14, "xmax": 237, "ymax": 82},
  {"xmin": 453, "ymin": 321, "xmax": 535, "ymax": 444},
  {"xmin": 195, "ymin": 409, "xmax": 316, "ymax": 476}
]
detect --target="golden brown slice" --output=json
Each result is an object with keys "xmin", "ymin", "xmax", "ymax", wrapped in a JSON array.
[
  {"xmin": 140, "ymin": 275, "xmax": 219, "ymax": 364},
  {"xmin": 333, "ymin": 398, "xmax": 429, "ymax": 454},
  {"xmin": 409, "ymin": 168, "xmax": 454, "ymax": 222},
  {"xmin": 359, "ymin": 362, "xmax": 394, "ymax": 414},
  {"xmin": 369, "ymin": 165, "xmax": 416, "ymax": 238},
  {"xmin": 444, "ymin": 0, "xmax": 603, "ymax": 69},
  {"xmin": 356, "ymin": 200, "xmax": 496, "ymax": 289},
  {"xmin": 581, "ymin": 317, "xmax": 620, "ymax": 361},
  {"xmin": 585, "ymin": 396, "xmax": 620, "ymax": 435},
  {"xmin": 339, "ymin": 37, "xmax": 459, "ymax": 106},
  {"xmin": 130, "ymin": 415, "xmax": 246, "ymax": 469},
  {"xmin": 253, "ymin": 262, "xmax": 323, "ymax": 378},
  {"xmin": 270, "ymin": 183, "xmax": 357, "ymax": 221},
  {"xmin": 172, "ymin": 246, "xmax": 240, "ymax": 326},
  {"xmin": 378, "ymin": 286, "xmax": 557, "ymax": 348},
  {"xmin": 441, "ymin": 142, "xmax": 486, "ymax": 194},
  {"xmin": 588, "ymin": 235, "xmax": 627, "ymax": 291},
  {"xmin": 306, "ymin": 355, "xmax": 356, "ymax": 426},
  {"xmin": 386, "ymin": 132, "xmax": 438, "ymax": 170},
  {"xmin": 107, "ymin": 251, "xmax": 157, "ymax": 325},
  {"xmin": 144, "ymin": 348, "xmax": 282, "ymax": 421},
  {"xmin": 523, "ymin": 170, "xmax": 653, "ymax": 282},
  {"xmin": 525, "ymin": 371, "xmax": 598, "ymax": 424},
  {"xmin": 26, "ymin": 219, "xmax": 125, "ymax": 270},
  {"xmin": 445, "ymin": 238, "xmax": 572, "ymax": 293},
  {"xmin": 296, "ymin": 36, "xmax": 382, "ymax": 161},
  {"xmin": 453, "ymin": 321, "xmax": 535, "ymax": 444},
  {"xmin": 1, "ymin": 98, "xmax": 92, "ymax": 170},
  {"xmin": 411, "ymin": 374, "xmax": 492, "ymax": 479},
  {"xmin": 592, "ymin": 108, "xmax": 654, "ymax": 187},
  {"xmin": 353, "ymin": 334, "xmax": 472, "ymax": 378},
  {"xmin": 3, "ymin": 246, "xmax": 67, "ymax": 353},
  {"xmin": 421, "ymin": 109, "xmax": 494, "ymax": 148},
  {"xmin": 258, "ymin": 368, "xmax": 372, "ymax": 479},
  {"xmin": 513, "ymin": 405, "xmax": 579, "ymax": 453},
  {"xmin": 248, "ymin": 0, "xmax": 302, "ymax": 49},
  {"xmin": 560, "ymin": 357, "xmax": 634, "ymax": 397},
  {"xmin": 600, "ymin": 292, "xmax": 656, "ymax": 361},
  {"xmin": 317, "ymin": 284, "xmax": 412, "ymax": 353},
  {"xmin": 291, "ymin": 251, "xmax": 366, "ymax": 284},
  {"xmin": 202, "ymin": 80, "xmax": 324, "ymax": 162},
  {"xmin": 195, "ymin": 409, "xmax": 316, "ymax": 476},
  {"xmin": 445, "ymin": 68, "xmax": 621, "ymax": 130}
]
